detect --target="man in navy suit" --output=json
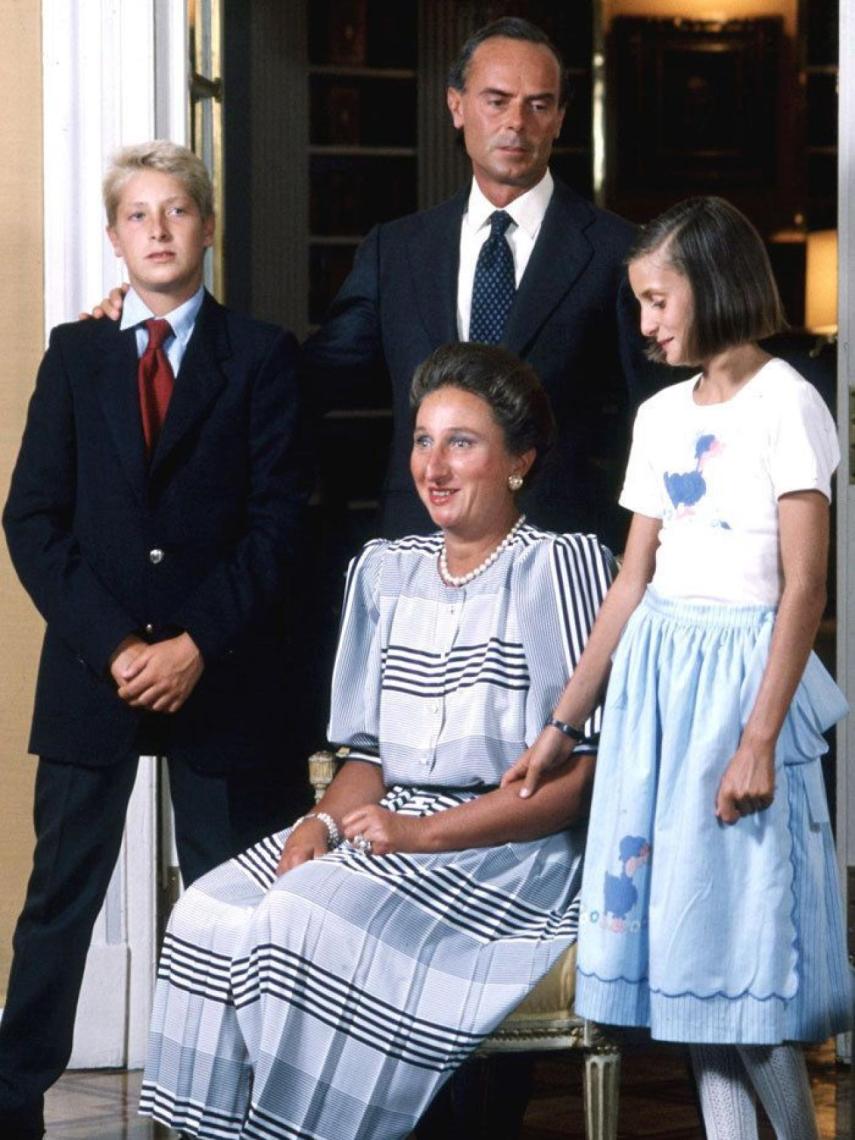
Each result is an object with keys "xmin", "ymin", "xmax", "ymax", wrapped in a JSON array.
[
  {"xmin": 1, "ymin": 141, "xmax": 306, "ymax": 1138},
  {"xmin": 303, "ymin": 16, "xmax": 661, "ymax": 550}
]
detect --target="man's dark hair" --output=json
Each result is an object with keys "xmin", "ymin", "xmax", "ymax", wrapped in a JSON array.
[
  {"xmin": 447, "ymin": 17, "xmax": 569, "ymax": 107},
  {"xmin": 628, "ymin": 196, "xmax": 786, "ymax": 364},
  {"xmin": 410, "ymin": 342, "xmax": 556, "ymax": 482}
]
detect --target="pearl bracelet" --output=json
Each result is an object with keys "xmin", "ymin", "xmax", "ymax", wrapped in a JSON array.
[
  {"xmin": 545, "ymin": 717, "xmax": 588, "ymax": 744},
  {"xmin": 291, "ymin": 811, "xmax": 342, "ymax": 850}
]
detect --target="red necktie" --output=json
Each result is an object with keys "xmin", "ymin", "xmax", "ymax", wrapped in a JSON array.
[{"xmin": 138, "ymin": 318, "xmax": 175, "ymax": 454}]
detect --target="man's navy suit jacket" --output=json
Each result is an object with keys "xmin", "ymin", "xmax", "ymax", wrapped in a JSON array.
[
  {"xmin": 303, "ymin": 179, "xmax": 662, "ymax": 547},
  {"xmin": 3, "ymin": 292, "xmax": 306, "ymax": 772}
]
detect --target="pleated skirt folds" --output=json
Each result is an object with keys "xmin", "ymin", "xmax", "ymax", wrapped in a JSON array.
[{"xmin": 141, "ymin": 785, "xmax": 584, "ymax": 1139}]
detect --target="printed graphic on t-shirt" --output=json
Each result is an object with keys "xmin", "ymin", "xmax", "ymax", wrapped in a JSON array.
[{"xmin": 663, "ymin": 433, "xmax": 730, "ymax": 528}]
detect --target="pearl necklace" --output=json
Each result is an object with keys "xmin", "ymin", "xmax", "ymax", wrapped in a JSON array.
[{"xmin": 439, "ymin": 516, "xmax": 526, "ymax": 588}]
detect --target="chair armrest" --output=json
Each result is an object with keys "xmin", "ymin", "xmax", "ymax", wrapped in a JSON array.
[
  {"xmin": 308, "ymin": 751, "xmax": 336, "ymax": 803},
  {"xmin": 308, "ymin": 747, "xmax": 352, "ymax": 803}
]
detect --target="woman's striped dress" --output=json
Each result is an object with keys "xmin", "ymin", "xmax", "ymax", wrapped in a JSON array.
[{"xmin": 140, "ymin": 526, "xmax": 613, "ymax": 1140}]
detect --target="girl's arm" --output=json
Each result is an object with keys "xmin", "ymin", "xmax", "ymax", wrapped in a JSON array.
[
  {"xmin": 715, "ymin": 490, "xmax": 830, "ymax": 824},
  {"xmin": 277, "ymin": 759, "xmax": 386, "ymax": 873},
  {"xmin": 503, "ymin": 512, "xmax": 661, "ymax": 798},
  {"xmin": 342, "ymin": 751, "xmax": 596, "ymax": 856}
]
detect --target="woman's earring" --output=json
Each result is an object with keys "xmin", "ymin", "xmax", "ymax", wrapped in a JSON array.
[{"xmin": 508, "ymin": 473, "xmax": 524, "ymax": 492}]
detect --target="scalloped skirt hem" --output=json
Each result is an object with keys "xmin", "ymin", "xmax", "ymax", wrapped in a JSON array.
[{"xmin": 576, "ymin": 972, "xmax": 851, "ymax": 1045}]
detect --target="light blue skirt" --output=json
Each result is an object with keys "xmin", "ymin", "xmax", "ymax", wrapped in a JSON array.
[{"xmin": 576, "ymin": 589, "xmax": 851, "ymax": 1044}]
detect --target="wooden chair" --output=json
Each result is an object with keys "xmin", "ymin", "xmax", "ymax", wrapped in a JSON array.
[{"xmin": 308, "ymin": 749, "xmax": 621, "ymax": 1140}]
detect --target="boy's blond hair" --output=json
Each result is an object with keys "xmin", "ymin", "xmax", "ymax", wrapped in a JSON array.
[{"xmin": 103, "ymin": 140, "xmax": 213, "ymax": 225}]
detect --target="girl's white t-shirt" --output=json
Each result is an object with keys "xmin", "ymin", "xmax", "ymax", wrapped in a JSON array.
[{"xmin": 620, "ymin": 358, "xmax": 839, "ymax": 605}]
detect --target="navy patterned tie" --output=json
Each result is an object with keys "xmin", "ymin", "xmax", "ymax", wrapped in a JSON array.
[{"xmin": 469, "ymin": 210, "xmax": 515, "ymax": 344}]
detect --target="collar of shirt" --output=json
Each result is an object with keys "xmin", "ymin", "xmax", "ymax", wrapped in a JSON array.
[
  {"xmin": 457, "ymin": 170, "xmax": 554, "ymax": 341},
  {"xmin": 121, "ymin": 285, "xmax": 205, "ymax": 376},
  {"xmin": 463, "ymin": 168, "xmax": 554, "ymax": 244}
]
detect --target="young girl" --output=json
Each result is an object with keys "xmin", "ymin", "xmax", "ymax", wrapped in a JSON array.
[{"xmin": 503, "ymin": 196, "xmax": 850, "ymax": 1138}]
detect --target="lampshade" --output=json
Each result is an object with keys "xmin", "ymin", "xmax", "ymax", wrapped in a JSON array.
[{"xmin": 804, "ymin": 229, "xmax": 838, "ymax": 335}]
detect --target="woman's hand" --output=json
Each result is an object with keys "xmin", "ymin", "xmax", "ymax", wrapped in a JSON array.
[
  {"xmin": 276, "ymin": 760, "xmax": 388, "ymax": 871},
  {"xmin": 342, "ymin": 804, "xmax": 425, "ymax": 855},
  {"xmin": 276, "ymin": 818, "xmax": 328, "ymax": 875},
  {"xmin": 500, "ymin": 727, "xmax": 576, "ymax": 798},
  {"xmin": 715, "ymin": 739, "xmax": 776, "ymax": 825}
]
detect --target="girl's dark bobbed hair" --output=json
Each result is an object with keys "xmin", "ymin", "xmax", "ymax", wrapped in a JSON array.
[{"xmin": 628, "ymin": 196, "xmax": 786, "ymax": 362}]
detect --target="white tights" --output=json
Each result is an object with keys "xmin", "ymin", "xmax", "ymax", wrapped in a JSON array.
[{"xmin": 689, "ymin": 1043, "xmax": 819, "ymax": 1140}]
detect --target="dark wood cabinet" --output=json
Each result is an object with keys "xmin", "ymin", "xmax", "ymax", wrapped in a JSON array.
[
  {"xmin": 307, "ymin": 0, "xmax": 419, "ymax": 326},
  {"xmin": 606, "ymin": 16, "xmax": 791, "ymax": 228}
]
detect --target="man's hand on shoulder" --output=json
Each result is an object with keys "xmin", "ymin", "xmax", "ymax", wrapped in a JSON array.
[
  {"xmin": 116, "ymin": 631, "xmax": 204, "ymax": 713},
  {"xmin": 79, "ymin": 282, "xmax": 129, "ymax": 321}
]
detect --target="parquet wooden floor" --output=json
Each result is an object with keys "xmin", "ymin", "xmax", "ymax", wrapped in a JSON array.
[
  {"xmin": 45, "ymin": 1040, "xmax": 851, "ymax": 1138},
  {"xmin": 521, "ymin": 1040, "xmax": 850, "ymax": 1138}
]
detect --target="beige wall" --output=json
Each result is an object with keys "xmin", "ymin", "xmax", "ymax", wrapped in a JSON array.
[
  {"xmin": 603, "ymin": 0, "xmax": 797, "ymax": 36},
  {"xmin": 0, "ymin": 0, "xmax": 43, "ymax": 999}
]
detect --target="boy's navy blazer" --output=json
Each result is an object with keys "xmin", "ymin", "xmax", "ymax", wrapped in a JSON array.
[
  {"xmin": 303, "ymin": 178, "xmax": 660, "ymax": 545},
  {"xmin": 4, "ymin": 292, "xmax": 306, "ymax": 772}
]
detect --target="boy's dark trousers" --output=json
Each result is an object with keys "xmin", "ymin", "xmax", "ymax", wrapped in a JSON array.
[{"xmin": 0, "ymin": 752, "xmax": 304, "ymax": 1137}]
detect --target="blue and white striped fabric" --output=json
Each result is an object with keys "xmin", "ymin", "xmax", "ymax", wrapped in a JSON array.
[
  {"xmin": 329, "ymin": 526, "xmax": 612, "ymax": 780},
  {"xmin": 140, "ymin": 527, "xmax": 613, "ymax": 1140},
  {"xmin": 576, "ymin": 589, "xmax": 851, "ymax": 1045}
]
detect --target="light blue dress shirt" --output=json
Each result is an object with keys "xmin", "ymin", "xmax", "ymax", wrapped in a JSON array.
[{"xmin": 120, "ymin": 285, "xmax": 205, "ymax": 376}]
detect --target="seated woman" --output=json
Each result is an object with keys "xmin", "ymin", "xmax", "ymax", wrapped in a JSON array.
[{"xmin": 140, "ymin": 343, "xmax": 614, "ymax": 1140}]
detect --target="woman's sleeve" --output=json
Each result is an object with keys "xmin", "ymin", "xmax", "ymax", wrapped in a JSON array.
[
  {"xmin": 516, "ymin": 535, "xmax": 615, "ymax": 750},
  {"xmin": 326, "ymin": 539, "xmax": 386, "ymax": 765}
]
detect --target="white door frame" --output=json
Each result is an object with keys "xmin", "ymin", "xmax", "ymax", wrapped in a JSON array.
[
  {"xmin": 837, "ymin": 0, "xmax": 853, "ymax": 880},
  {"xmin": 41, "ymin": 0, "xmax": 188, "ymax": 1068}
]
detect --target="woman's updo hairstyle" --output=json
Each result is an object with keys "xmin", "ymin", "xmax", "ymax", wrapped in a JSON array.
[{"xmin": 410, "ymin": 343, "xmax": 556, "ymax": 482}]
